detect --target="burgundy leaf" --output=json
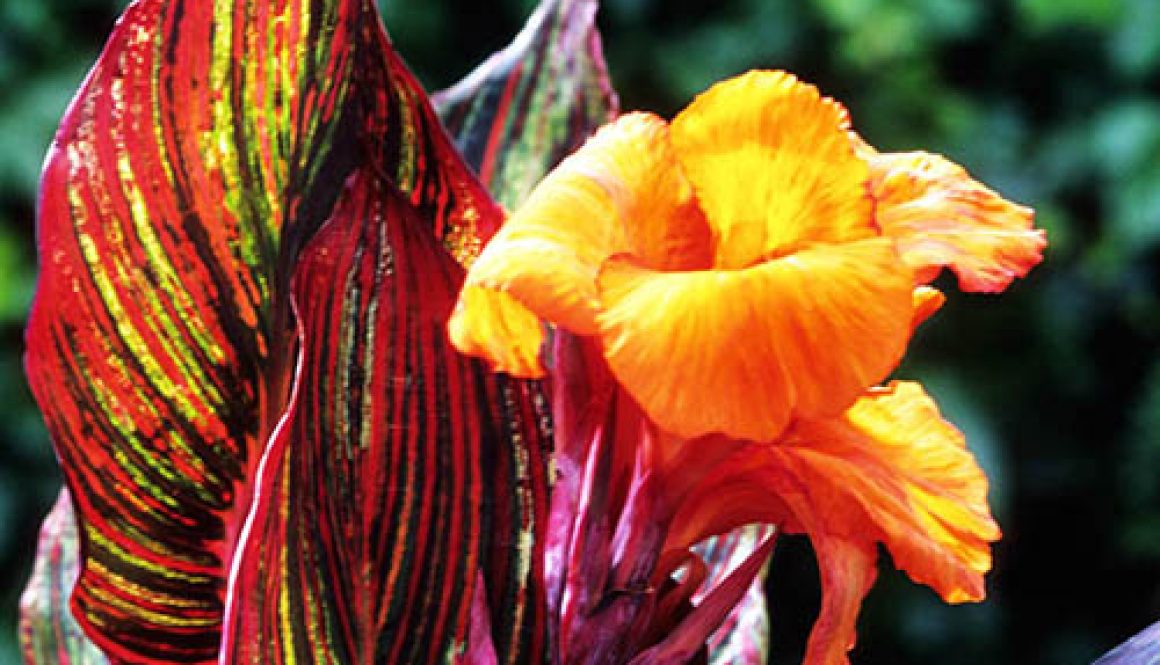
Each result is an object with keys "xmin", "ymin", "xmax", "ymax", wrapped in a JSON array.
[
  {"xmin": 627, "ymin": 534, "xmax": 776, "ymax": 665},
  {"xmin": 461, "ymin": 570, "xmax": 500, "ymax": 665}
]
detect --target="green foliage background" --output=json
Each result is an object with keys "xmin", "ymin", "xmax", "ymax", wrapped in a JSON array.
[{"xmin": 1, "ymin": 0, "xmax": 1157, "ymax": 663}]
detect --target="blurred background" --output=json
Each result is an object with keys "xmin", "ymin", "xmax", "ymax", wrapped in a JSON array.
[{"xmin": 1, "ymin": 0, "xmax": 1157, "ymax": 663}]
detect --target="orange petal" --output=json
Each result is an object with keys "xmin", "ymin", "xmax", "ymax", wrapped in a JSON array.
[
  {"xmin": 597, "ymin": 238, "xmax": 914, "ymax": 442},
  {"xmin": 453, "ymin": 112, "xmax": 710, "ymax": 369},
  {"xmin": 581, "ymin": 115, "xmax": 712, "ymax": 272},
  {"xmin": 861, "ymin": 147, "xmax": 1045, "ymax": 293},
  {"xmin": 662, "ymin": 382, "xmax": 996, "ymax": 662},
  {"xmin": 665, "ymin": 445, "xmax": 877, "ymax": 665},
  {"xmin": 670, "ymin": 70, "xmax": 875, "ymax": 270},
  {"xmin": 448, "ymin": 285, "xmax": 545, "ymax": 377},
  {"xmin": 781, "ymin": 381, "xmax": 1000, "ymax": 604},
  {"xmin": 801, "ymin": 536, "xmax": 878, "ymax": 665},
  {"xmin": 911, "ymin": 286, "xmax": 946, "ymax": 332},
  {"xmin": 662, "ymin": 442, "xmax": 788, "ymax": 555},
  {"xmin": 461, "ymin": 231, "xmax": 604, "ymax": 338}
]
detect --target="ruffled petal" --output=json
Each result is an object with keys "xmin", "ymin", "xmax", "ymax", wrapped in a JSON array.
[
  {"xmin": 781, "ymin": 381, "xmax": 1000, "ymax": 603},
  {"xmin": 450, "ymin": 113, "xmax": 711, "ymax": 372},
  {"xmin": 861, "ymin": 147, "xmax": 1044, "ymax": 293},
  {"xmin": 670, "ymin": 70, "xmax": 875, "ymax": 270},
  {"xmin": 663, "ymin": 382, "xmax": 997, "ymax": 660},
  {"xmin": 596, "ymin": 238, "xmax": 914, "ymax": 442}
]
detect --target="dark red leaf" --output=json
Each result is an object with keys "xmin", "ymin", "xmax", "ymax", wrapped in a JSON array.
[
  {"xmin": 692, "ymin": 525, "xmax": 774, "ymax": 665},
  {"xmin": 461, "ymin": 570, "xmax": 500, "ymax": 665}
]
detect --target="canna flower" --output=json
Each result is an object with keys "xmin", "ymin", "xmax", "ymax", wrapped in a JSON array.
[
  {"xmin": 449, "ymin": 70, "xmax": 1044, "ymax": 663},
  {"xmin": 449, "ymin": 70, "xmax": 1042, "ymax": 441}
]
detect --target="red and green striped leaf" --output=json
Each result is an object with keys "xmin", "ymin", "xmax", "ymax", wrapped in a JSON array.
[
  {"xmin": 25, "ymin": 0, "xmax": 617, "ymax": 661},
  {"xmin": 22, "ymin": 0, "xmax": 504, "ymax": 662},
  {"xmin": 216, "ymin": 7, "xmax": 577, "ymax": 661},
  {"xmin": 434, "ymin": 0, "xmax": 618, "ymax": 210},
  {"xmin": 19, "ymin": 490, "xmax": 109, "ymax": 665},
  {"xmin": 220, "ymin": 170, "xmax": 552, "ymax": 663},
  {"xmin": 25, "ymin": 0, "xmax": 371, "ymax": 660},
  {"xmin": 356, "ymin": 14, "xmax": 505, "ymax": 264}
]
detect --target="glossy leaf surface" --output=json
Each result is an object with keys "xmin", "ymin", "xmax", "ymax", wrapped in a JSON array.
[
  {"xmin": 628, "ymin": 534, "xmax": 776, "ymax": 665},
  {"xmin": 24, "ymin": 0, "xmax": 618, "ymax": 661},
  {"xmin": 217, "ymin": 0, "xmax": 623, "ymax": 659}
]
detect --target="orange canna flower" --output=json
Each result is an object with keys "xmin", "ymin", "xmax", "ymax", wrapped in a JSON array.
[
  {"xmin": 450, "ymin": 70, "xmax": 1042, "ymax": 441},
  {"xmin": 448, "ymin": 70, "xmax": 1044, "ymax": 664}
]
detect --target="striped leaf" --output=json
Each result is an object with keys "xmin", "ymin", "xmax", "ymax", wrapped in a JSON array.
[
  {"xmin": 220, "ymin": 170, "xmax": 552, "ymax": 663},
  {"xmin": 19, "ymin": 490, "xmax": 109, "ymax": 665},
  {"xmin": 24, "ymin": 0, "xmax": 617, "ymax": 661},
  {"xmin": 25, "ymin": 0, "xmax": 368, "ymax": 659},
  {"xmin": 22, "ymin": 0, "xmax": 506, "ymax": 662},
  {"xmin": 217, "ymin": 7, "xmax": 563, "ymax": 661},
  {"xmin": 434, "ymin": 0, "xmax": 618, "ymax": 210}
]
